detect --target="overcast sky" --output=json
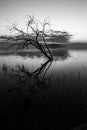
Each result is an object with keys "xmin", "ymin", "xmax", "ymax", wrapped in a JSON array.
[{"xmin": 0, "ymin": 0, "xmax": 87, "ymax": 41}]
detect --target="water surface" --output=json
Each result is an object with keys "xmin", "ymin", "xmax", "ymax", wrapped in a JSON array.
[{"xmin": 0, "ymin": 49, "xmax": 87, "ymax": 129}]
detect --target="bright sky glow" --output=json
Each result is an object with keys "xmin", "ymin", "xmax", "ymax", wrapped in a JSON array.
[{"xmin": 0, "ymin": 0, "xmax": 87, "ymax": 42}]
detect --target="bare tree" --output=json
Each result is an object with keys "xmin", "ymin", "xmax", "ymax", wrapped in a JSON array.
[{"xmin": 6, "ymin": 15, "xmax": 53, "ymax": 60}]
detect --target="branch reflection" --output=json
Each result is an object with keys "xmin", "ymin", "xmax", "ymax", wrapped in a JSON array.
[{"xmin": 2, "ymin": 59, "xmax": 52, "ymax": 99}]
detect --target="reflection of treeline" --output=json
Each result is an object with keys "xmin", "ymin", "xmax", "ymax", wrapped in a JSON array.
[
  {"xmin": 16, "ymin": 48, "xmax": 69, "ymax": 61},
  {"xmin": 52, "ymin": 49, "xmax": 69, "ymax": 60},
  {"xmin": 0, "ymin": 48, "xmax": 69, "ymax": 60}
]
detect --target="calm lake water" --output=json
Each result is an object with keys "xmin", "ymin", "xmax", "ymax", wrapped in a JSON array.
[{"xmin": 0, "ymin": 49, "xmax": 87, "ymax": 129}]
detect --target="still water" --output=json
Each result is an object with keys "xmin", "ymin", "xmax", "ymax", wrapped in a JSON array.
[{"xmin": 0, "ymin": 49, "xmax": 87, "ymax": 129}]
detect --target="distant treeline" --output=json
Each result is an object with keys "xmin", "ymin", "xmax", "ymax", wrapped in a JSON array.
[{"xmin": 0, "ymin": 30, "xmax": 72, "ymax": 43}]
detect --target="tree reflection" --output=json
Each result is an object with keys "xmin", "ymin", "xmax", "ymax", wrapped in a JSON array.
[
  {"xmin": 2, "ymin": 59, "xmax": 52, "ymax": 99},
  {"xmin": 16, "ymin": 48, "xmax": 70, "ymax": 61},
  {"xmin": 1, "ymin": 60, "xmax": 59, "ymax": 129}
]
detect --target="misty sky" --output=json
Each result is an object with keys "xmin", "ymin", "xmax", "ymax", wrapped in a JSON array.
[{"xmin": 0, "ymin": 0, "xmax": 87, "ymax": 42}]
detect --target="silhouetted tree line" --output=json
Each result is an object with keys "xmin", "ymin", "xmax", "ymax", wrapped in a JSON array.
[{"xmin": 45, "ymin": 31, "xmax": 72, "ymax": 43}]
